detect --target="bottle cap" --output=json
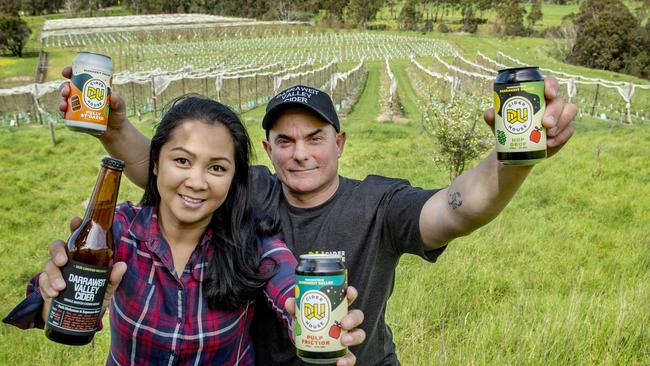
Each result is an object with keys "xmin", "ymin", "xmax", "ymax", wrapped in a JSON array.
[{"xmin": 102, "ymin": 156, "xmax": 125, "ymax": 171}]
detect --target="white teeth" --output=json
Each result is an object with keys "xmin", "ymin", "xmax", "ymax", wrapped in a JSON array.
[{"xmin": 181, "ymin": 195, "xmax": 203, "ymax": 203}]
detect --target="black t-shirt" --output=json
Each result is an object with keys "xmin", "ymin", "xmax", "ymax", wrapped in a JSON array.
[{"xmin": 250, "ymin": 166, "xmax": 446, "ymax": 366}]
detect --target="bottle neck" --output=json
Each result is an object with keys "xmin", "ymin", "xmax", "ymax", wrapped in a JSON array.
[{"xmin": 84, "ymin": 166, "xmax": 122, "ymax": 230}]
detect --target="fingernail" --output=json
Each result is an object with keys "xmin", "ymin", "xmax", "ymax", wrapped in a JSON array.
[
  {"xmin": 342, "ymin": 334, "xmax": 352, "ymax": 344},
  {"xmin": 56, "ymin": 253, "xmax": 67, "ymax": 263},
  {"xmin": 54, "ymin": 278, "xmax": 66, "ymax": 289}
]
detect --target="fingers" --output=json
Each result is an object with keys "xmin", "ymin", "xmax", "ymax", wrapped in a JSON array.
[
  {"xmin": 109, "ymin": 91, "xmax": 126, "ymax": 117},
  {"xmin": 548, "ymin": 120, "xmax": 575, "ymax": 150},
  {"xmin": 542, "ymin": 96, "xmax": 565, "ymax": 133},
  {"xmin": 284, "ymin": 297, "xmax": 296, "ymax": 317},
  {"xmin": 59, "ymin": 67, "xmax": 73, "ymax": 117},
  {"xmin": 483, "ymin": 107, "xmax": 495, "ymax": 126},
  {"xmin": 41, "ymin": 258, "xmax": 66, "ymax": 299},
  {"xmin": 61, "ymin": 66, "xmax": 72, "ymax": 79},
  {"xmin": 542, "ymin": 76, "xmax": 562, "ymax": 132},
  {"xmin": 69, "ymin": 217, "xmax": 82, "ymax": 233},
  {"xmin": 49, "ymin": 240, "xmax": 68, "ymax": 267},
  {"xmin": 546, "ymin": 101, "xmax": 577, "ymax": 155},
  {"xmin": 544, "ymin": 76, "xmax": 561, "ymax": 100},
  {"xmin": 58, "ymin": 81, "xmax": 70, "ymax": 117},
  {"xmin": 346, "ymin": 286, "xmax": 358, "ymax": 306},
  {"xmin": 109, "ymin": 262, "xmax": 127, "ymax": 287},
  {"xmin": 102, "ymin": 262, "xmax": 127, "ymax": 312},
  {"xmin": 341, "ymin": 319, "xmax": 365, "ymax": 348},
  {"xmin": 341, "ymin": 309, "xmax": 364, "ymax": 332},
  {"xmin": 546, "ymin": 102, "xmax": 577, "ymax": 138},
  {"xmin": 336, "ymin": 350, "xmax": 357, "ymax": 366}
]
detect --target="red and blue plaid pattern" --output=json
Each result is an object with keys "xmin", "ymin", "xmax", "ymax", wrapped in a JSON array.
[{"xmin": 6, "ymin": 201, "xmax": 296, "ymax": 366}]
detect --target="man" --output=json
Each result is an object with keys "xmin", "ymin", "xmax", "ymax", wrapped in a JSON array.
[{"xmin": 54, "ymin": 69, "xmax": 576, "ymax": 365}]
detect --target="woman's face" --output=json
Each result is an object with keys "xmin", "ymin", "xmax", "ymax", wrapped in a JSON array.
[{"xmin": 154, "ymin": 119, "xmax": 236, "ymax": 232}]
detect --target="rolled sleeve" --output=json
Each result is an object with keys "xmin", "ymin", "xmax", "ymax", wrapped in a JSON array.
[{"xmin": 3, "ymin": 273, "xmax": 45, "ymax": 330}]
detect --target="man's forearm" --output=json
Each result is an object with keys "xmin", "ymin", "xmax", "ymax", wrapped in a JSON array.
[
  {"xmin": 448, "ymin": 150, "xmax": 532, "ymax": 229},
  {"xmin": 420, "ymin": 150, "xmax": 533, "ymax": 249},
  {"xmin": 99, "ymin": 119, "xmax": 151, "ymax": 188}
]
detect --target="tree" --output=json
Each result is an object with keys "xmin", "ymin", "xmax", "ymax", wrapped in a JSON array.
[
  {"xmin": 569, "ymin": 0, "xmax": 643, "ymax": 73},
  {"xmin": 495, "ymin": 0, "xmax": 525, "ymax": 36},
  {"xmin": 346, "ymin": 0, "xmax": 382, "ymax": 28},
  {"xmin": 460, "ymin": 0, "xmax": 479, "ymax": 33},
  {"xmin": 0, "ymin": 0, "xmax": 21, "ymax": 16},
  {"xmin": 0, "ymin": 16, "xmax": 32, "ymax": 57},
  {"xmin": 399, "ymin": 0, "xmax": 421, "ymax": 31},
  {"xmin": 320, "ymin": 0, "xmax": 348, "ymax": 21},
  {"xmin": 527, "ymin": 0, "xmax": 543, "ymax": 29}
]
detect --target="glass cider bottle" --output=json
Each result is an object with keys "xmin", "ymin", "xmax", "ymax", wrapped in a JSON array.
[{"xmin": 45, "ymin": 157, "xmax": 123, "ymax": 345}]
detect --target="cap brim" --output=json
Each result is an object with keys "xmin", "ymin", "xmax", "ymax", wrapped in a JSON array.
[{"xmin": 263, "ymin": 102, "xmax": 338, "ymax": 131}]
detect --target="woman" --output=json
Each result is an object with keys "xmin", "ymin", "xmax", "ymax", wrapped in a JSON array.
[{"xmin": 5, "ymin": 96, "xmax": 297, "ymax": 365}]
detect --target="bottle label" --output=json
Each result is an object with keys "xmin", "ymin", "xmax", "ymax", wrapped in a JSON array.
[
  {"xmin": 494, "ymin": 81, "xmax": 546, "ymax": 153},
  {"xmin": 295, "ymin": 274, "xmax": 347, "ymax": 353},
  {"xmin": 46, "ymin": 260, "xmax": 110, "ymax": 336}
]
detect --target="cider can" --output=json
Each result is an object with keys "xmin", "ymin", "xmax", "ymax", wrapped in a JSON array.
[
  {"xmin": 295, "ymin": 254, "xmax": 347, "ymax": 364},
  {"xmin": 493, "ymin": 67, "xmax": 546, "ymax": 165},
  {"xmin": 65, "ymin": 52, "xmax": 113, "ymax": 135}
]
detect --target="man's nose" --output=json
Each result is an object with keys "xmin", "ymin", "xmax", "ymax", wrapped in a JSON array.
[{"xmin": 293, "ymin": 141, "xmax": 309, "ymax": 161}]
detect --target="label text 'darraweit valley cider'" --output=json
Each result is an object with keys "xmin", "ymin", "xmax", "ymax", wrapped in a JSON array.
[{"xmin": 45, "ymin": 157, "xmax": 123, "ymax": 345}]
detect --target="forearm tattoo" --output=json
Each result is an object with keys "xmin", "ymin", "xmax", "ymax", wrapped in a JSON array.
[{"xmin": 448, "ymin": 191, "xmax": 462, "ymax": 209}]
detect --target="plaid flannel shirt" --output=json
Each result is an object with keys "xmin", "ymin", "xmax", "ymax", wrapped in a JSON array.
[{"xmin": 4, "ymin": 202, "xmax": 296, "ymax": 366}]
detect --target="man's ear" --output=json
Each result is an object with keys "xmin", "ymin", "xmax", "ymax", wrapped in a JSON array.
[
  {"xmin": 262, "ymin": 139, "xmax": 272, "ymax": 159},
  {"xmin": 335, "ymin": 131, "xmax": 347, "ymax": 158}
]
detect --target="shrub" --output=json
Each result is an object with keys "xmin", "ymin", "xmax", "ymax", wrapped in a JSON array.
[
  {"xmin": 0, "ymin": 16, "xmax": 31, "ymax": 58},
  {"xmin": 421, "ymin": 96, "xmax": 493, "ymax": 182}
]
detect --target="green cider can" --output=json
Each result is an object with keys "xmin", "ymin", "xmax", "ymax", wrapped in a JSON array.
[
  {"xmin": 494, "ymin": 67, "xmax": 546, "ymax": 165},
  {"xmin": 295, "ymin": 254, "xmax": 347, "ymax": 364}
]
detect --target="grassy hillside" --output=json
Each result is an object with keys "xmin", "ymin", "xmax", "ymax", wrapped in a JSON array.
[{"xmin": 1, "ymin": 57, "xmax": 649, "ymax": 364}]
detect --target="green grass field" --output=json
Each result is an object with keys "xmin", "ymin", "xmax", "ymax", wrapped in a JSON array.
[
  {"xmin": 1, "ymin": 5, "xmax": 649, "ymax": 365},
  {"xmin": 1, "ymin": 57, "xmax": 649, "ymax": 364}
]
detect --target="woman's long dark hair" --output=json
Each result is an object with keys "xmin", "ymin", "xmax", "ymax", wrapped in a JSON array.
[{"xmin": 141, "ymin": 95, "xmax": 277, "ymax": 311}]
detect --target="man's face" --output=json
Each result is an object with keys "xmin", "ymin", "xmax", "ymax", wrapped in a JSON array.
[{"xmin": 263, "ymin": 107, "xmax": 346, "ymax": 206}]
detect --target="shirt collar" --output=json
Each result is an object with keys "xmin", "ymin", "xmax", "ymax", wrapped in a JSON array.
[
  {"xmin": 128, "ymin": 204, "xmax": 213, "ymax": 246},
  {"xmin": 128, "ymin": 204, "xmax": 213, "ymax": 282}
]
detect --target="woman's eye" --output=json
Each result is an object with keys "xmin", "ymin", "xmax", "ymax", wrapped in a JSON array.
[
  {"xmin": 174, "ymin": 158, "xmax": 189, "ymax": 165},
  {"xmin": 210, "ymin": 165, "xmax": 226, "ymax": 173}
]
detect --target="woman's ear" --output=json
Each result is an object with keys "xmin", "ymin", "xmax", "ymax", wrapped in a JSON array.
[{"xmin": 153, "ymin": 163, "xmax": 158, "ymax": 176}]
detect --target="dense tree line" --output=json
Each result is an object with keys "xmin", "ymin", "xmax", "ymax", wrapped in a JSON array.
[{"xmin": 568, "ymin": 0, "xmax": 649, "ymax": 79}]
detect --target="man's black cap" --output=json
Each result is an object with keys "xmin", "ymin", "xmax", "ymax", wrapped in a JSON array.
[{"xmin": 262, "ymin": 85, "xmax": 340, "ymax": 132}]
